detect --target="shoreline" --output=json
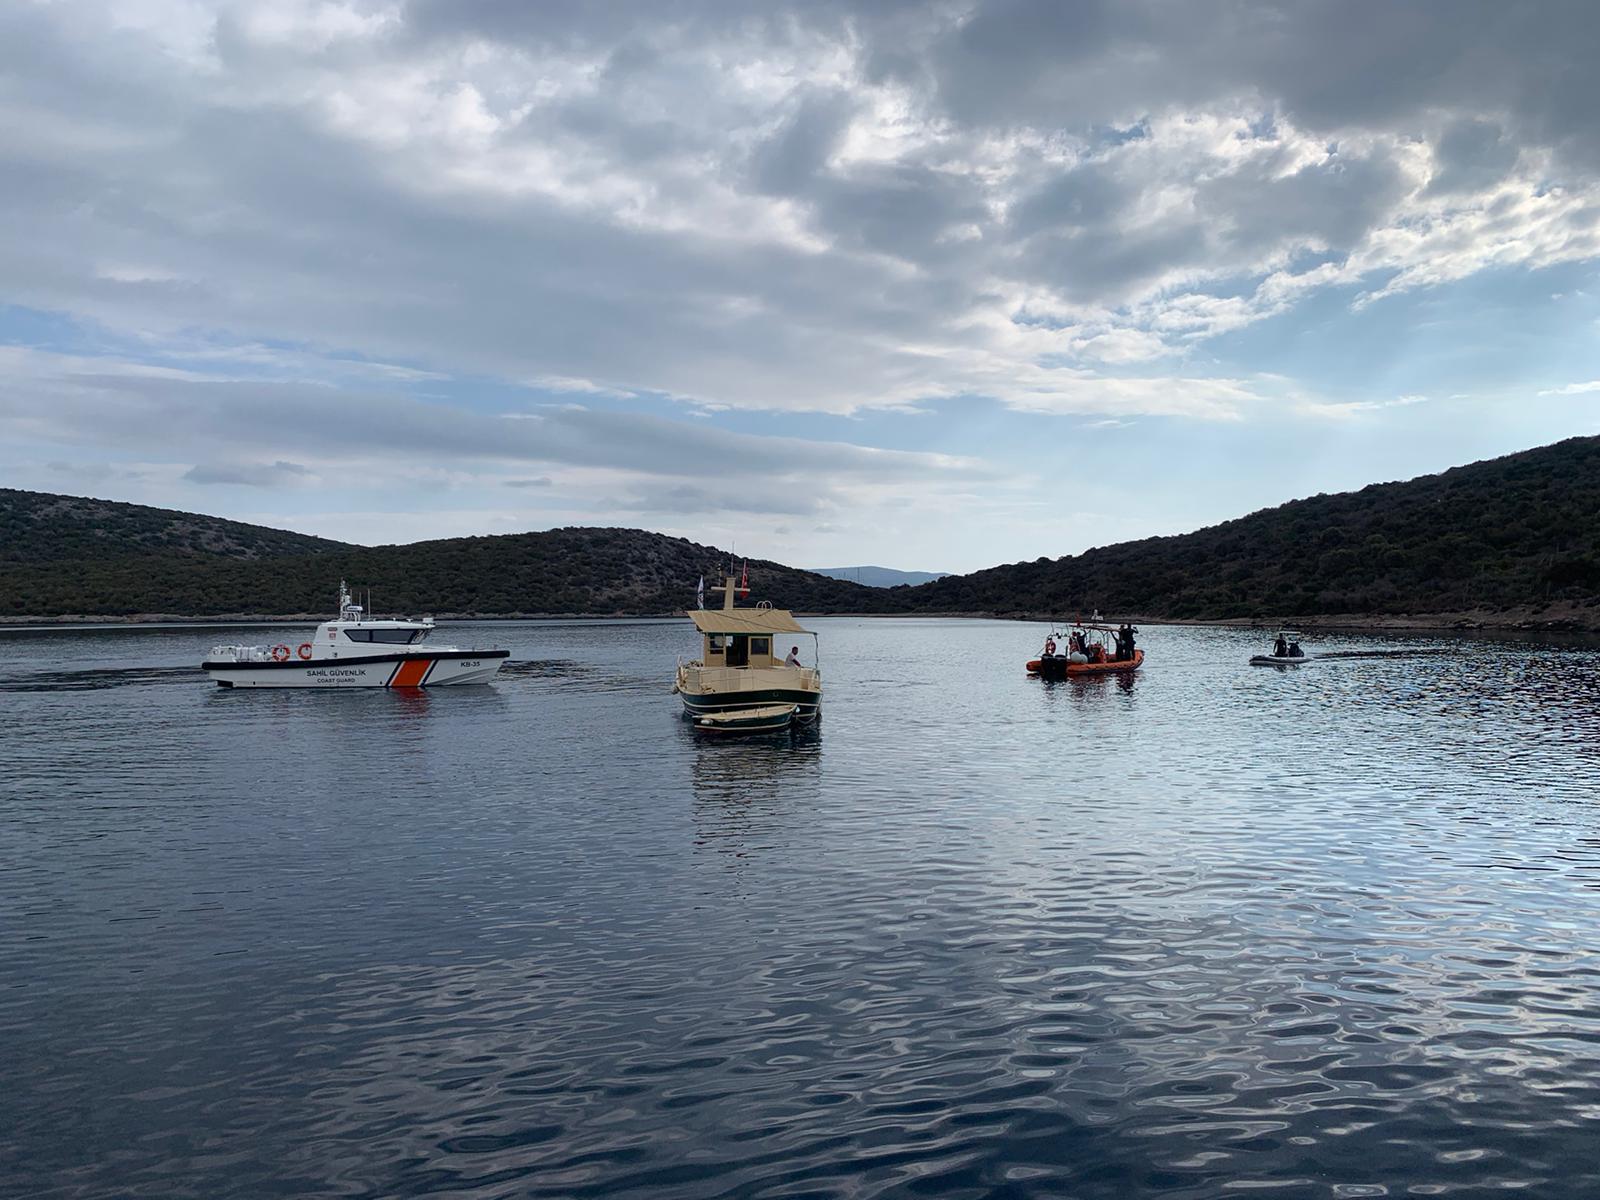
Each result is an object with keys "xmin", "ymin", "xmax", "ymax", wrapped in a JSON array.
[{"xmin": 3, "ymin": 606, "xmax": 1595, "ymax": 633}]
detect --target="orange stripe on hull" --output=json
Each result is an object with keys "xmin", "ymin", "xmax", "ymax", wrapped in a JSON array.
[{"xmin": 389, "ymin": 658, "xmax": 433, "ymax": 688}]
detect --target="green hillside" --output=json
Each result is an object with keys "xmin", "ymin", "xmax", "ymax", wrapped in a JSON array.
[
  {"xmin": 893, "ymin": 436, "xmax": 1600, "ymax": 622},
  {"xmin": 0, "ymin": 505, "xmax": 884, "ymax": 617},
  {"xmin": 3, "ymin": 436, "xmax": 1598, "ymax": 624},
  {"xmin": 0, "ymin": 489, "xmax": 348, "ymax": 564}
]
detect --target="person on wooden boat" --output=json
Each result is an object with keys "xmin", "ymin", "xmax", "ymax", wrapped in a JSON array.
[
  {"xmin": 785, "ymin": 645, "xmax": 802, "ymax": 667},
  {"xmin": 1274, "ymin": 633, "xmax": 1289, "ymax": 657}
]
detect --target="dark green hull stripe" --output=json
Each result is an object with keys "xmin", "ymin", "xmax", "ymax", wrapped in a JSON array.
[{"xmin": 681, "ymin": 690, "xmax": 820, "ymax": 718}]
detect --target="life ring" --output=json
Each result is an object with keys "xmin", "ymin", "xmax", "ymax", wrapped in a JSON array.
[
  {"xmin": 271, "ymin": 644, "xmax": 290, "ymax": 662},
  {"xmin": 297, "ymin": 643, "xmax": 313, "ymax": 660},
  {"xmin": 1044, "ymin": 638, "xmax": 1057, "ymax": 655}
]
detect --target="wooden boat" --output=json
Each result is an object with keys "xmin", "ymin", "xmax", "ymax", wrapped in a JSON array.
[
  {"xmin": 692, "ymin": 703, "xmax": 798, "ymax": 735},
  {"xmin": 1027, "ymin": 620, "xmax": 1143, "ymax": 677},
  {"xmin": 674, "ymin": 571, "xmax": 821, "ymax": 725}
]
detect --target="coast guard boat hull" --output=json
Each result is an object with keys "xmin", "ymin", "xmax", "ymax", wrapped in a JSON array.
[{"xmin": 203, "ymin": 651, "xmax": 507, "ymax": 688}]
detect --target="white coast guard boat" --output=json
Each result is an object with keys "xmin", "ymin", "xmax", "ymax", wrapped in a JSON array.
[{"xmin": 202, "ymin": 583, "xmax": 509, "ymax": 688}]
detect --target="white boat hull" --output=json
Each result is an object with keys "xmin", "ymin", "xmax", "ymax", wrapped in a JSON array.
[{"xmin": 204, "ymin": 652, "xmax": 507, "ymax": 688}]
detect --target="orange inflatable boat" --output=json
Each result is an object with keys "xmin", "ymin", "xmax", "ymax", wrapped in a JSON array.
[
  {"xmin": 1027, "ymin": 649, "xmax": 1143, "ymax": 676},
  {"xmin": 1027, "ymin": 620, "xmax": 1143, "ymax": 678}
]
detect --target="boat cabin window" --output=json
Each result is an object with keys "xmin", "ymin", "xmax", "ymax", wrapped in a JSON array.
[
  {"xmin": 708, "ymin": 635, "xmax": 726, "ymax": 655},
  {"xmin": 750, "ymin": 637, "xmax": 770, "ymax": 658},
  {"xmin": 344, "ymin": 629, "xmax": 427, "ymax": 644},
  {"xmin": 726, "ymin": 636, "xmax": 749, "ymax": 668}
]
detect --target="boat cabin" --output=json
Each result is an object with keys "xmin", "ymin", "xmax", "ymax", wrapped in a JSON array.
[
  {"xmin": 689, "ymin": 604, "xmax": 811, "ymax": 668},
  {"xmin": 686, "ymin": 574, "xmax": 818, "ymax": 669},
  {"xmin": 307, "ymin": 583, "xmax": 436, "ymax": 659}
]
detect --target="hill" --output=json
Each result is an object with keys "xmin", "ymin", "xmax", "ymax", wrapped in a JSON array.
[
  {"xmin": 810, "ymin": 566, "xmax": 949, "ymax": 588},
  {"xmin": 0, "ymin": 489, "xmax": 349, "ymax": 564},
  {"xmin": 0, "ymin": 492, "xmax": 888, "ymax": 617},
  {"xmin": 3, "ymin": 436, "xmax": 1598, "ymax": 625},
  {"xmin": 892, "ymin": 436, "xmax": 1600, "ymax": 625}
]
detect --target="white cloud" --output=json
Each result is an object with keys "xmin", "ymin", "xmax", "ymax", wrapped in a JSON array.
[
  {"xmin": 3, "ymin": 0, "xmax": 1599, "ymax": 430},
  {"xmin": 0, "ymin": 346, "xmax": 991, "ymax": 513}
]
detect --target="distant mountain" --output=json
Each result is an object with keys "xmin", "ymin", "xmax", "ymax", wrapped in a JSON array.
[
  {"xmin": 893, "ymin": 436, "xmax": 1600, "ymax": 625},
  {"xmin": 810, "ymin": 566, "xmax": 949, "ymax": 588}
]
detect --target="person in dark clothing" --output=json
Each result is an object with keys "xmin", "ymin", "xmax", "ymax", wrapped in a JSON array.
[{"xmin": 1274, "ymin": 633, "xmax": 1288, "ymax": 657}]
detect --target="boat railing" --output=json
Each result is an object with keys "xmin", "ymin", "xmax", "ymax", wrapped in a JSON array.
[
  {"xmin": 691, "ymin": 665, "xmax": 821, "ymax": 692},
  {"xmin": 207, "ymin": 644, "xmax": 275, "ymax": 663}
]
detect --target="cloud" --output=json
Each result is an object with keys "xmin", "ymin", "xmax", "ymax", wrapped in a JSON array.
[
  {"xmin": 1, "ymin": 0, "xmax": 1597, "ymax": 432},
  {"xmin": 183, "ymin": 460, "xmax": 316, "ymax": 487},
  {"xmin": 1538, "ymin": 381, "xmax": 1600, "ymax": 396},
  {"xmin": 0, "ymin": 347, "xmax": 990, "ymax": 516},
  {"xmin": 603, "ymin": 482, "xmax": 825, "ymax": 518}
]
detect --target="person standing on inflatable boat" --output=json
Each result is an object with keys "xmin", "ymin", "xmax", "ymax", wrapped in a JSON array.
[{"xmin": 1115, "ymin": 623, "xmax": 1137, "ymax": 661}]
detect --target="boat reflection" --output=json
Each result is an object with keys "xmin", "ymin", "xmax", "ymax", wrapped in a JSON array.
[
  {"xmin": 1036, "ymin": 668, "xmax": 1140, "ymax": 705},
  {"xmin": 688, "ymin": 733, "xmax": 822, "ymax": 872}
]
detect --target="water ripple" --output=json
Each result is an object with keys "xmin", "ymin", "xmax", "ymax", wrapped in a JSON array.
[{"xmin": 1, "ymin": 620, "xmax": 1598, "ymax": 1197}]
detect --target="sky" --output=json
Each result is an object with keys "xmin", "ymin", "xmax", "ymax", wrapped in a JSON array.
[{"xmin": 2, "ymin": 0, "xmax": 1599, "ymax": 573}]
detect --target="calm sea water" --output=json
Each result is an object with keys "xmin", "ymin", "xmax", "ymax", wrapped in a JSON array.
[{"xmin": 3, "ymin": 618, "xmax": 1599, "ymax": 1199}]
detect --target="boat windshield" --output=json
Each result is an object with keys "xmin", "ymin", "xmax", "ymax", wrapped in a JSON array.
[{"xmin": 344, "ymin": 629, "xmax": 428, "ymax": 644}]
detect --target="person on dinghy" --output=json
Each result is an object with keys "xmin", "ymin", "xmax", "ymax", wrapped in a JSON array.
[{"xmin": 1274, "ymin": 633, "xmax": 1289, "ymax": 657}]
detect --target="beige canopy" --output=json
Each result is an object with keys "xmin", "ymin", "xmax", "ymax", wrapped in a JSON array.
[{"xmin": 688, "ymin": 607, "xmax": 810, "ymax": 636}]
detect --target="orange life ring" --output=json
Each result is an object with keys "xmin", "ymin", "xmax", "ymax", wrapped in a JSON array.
[
  {"xmin": 271, "ymin": 644, "xmax": 290, "ymax": 662},
  {"xmin": 297, "ymin": 643, "xmax": 313, "ymax": 660}
]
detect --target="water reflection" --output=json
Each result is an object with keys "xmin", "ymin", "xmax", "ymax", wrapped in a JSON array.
[
  {"xmin": 1033, "ymin": 667, "xmax": 1141, "ymax": 713},
  {"xmin": 689, "ymin": 732, "xmax": 822, "ymax": 868}
]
